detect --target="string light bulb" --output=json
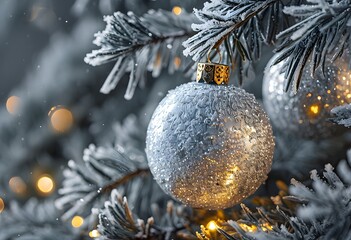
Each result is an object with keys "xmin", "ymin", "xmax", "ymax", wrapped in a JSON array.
[
  {"xmin": 48, "ymin": 105, "xmax": 73, "ymax": 133},
  {"xmin": 6, "ymin": 96, "xmax": 20, "ymax": 115},
  {"xmin": 206, "ymin": 221, "xmax": 218, "ymax": 231},
  {"xmin": 89, "ymin": 229, "xmax": 101, "ymax": 238},
  {"xmin": 172, "ymin": 6, "xmax": 182, "ymax": 15},
  {"xmin": 71, "ymin": 215, "xmax": 84, "ymax": 228},
  {"xmin": 309, "ymin": 104, "xmax": 320, "ymax": 115},
  {"xmin": 36, "ymin": 174, "xmax": 54, "ymax": 195}
]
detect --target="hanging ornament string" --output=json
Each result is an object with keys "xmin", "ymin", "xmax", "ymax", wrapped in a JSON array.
[
  {"xmin": 207, "ymin": 46, "xmax": 222, "ymax": 63},
  {"xmin": 197, "ymin": 46, "xmax": 230, "ymax": 85}
]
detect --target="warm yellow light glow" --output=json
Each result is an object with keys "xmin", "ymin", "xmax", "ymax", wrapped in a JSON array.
[
  {"xmin": 49, "ymin": 106, "xmax": 74, "ymax": 133},
  {"xmin": 225, "ymin": 166, "xmax": 240, "ymax": 185},
  {"xmin": 71, "ymin": 215, "xmax": 84, "ymax": 228},
  {"xmin": 172, "ymin": 6, "xmax": 182, "ymax": 15},
  {"xmin": 89, "ymin": 229, "xmax": 101, "ymax": 238},
  {"xmin": 9, "ymin": 176, "xmax": 27, "ymax": 195},
  {"xmin": 239, "ymin": 223, "xmax": 257, "ymax": 232},
  {"xmin": 309, "ymin": 105, "xmax": 320, "ymax": 115},
  {"xmin": 0, "ymin": 198, "xmax": 4, "ymax": 213},
  {"xmin": 154, "ymin": 53, "xmax": 162, "ymax": 68},
  {"xmin": 6, "ymin": 96, "xmax": 20, "ymax": 115},
  {"xmin": 317, "ymin": 96, "xmax": 322, "ymax": 100},
  {"xmin": 36, "ymin": 175, "xmax": 54, "ymax": 194},
  {"xmin": 207, "ymin": 221, "xmax": 217, "ymax": 231},
  {"xmin": 327, "ymin": 90, "xmax": 331, "ymax": 94},
  {"xmin": 347, "ymin": 94, "xmax": 351, "ymax": 99},
  {"xmin": 261, "ymin": 222, "xmax": 273, "ymax": 231},
  {"xmin": 239, "ymin": 222, "xmax": 273, "ymax": 232},
  {"xmin": 174, "ymin": 57, "xmax": 182, "ymax": 69},
  {"xmin": 306, "ymin": 93, "xmax": 312, "ymax": 98}
]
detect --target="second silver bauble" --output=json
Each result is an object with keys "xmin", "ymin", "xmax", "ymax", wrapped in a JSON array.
[{"xmin": 263, "ymin": 53, "xmax": 351, "ymax": 139}]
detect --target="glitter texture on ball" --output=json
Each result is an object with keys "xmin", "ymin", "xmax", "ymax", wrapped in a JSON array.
[
  {"xmin": 263, "ymin": 53, "xmax": 351, "ymax": 139},
  {"xmin": 146, "ymin": 82, "xmax": 275, "ymax": 209}
]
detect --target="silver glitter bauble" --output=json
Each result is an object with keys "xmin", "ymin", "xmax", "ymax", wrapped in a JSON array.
[
  {"xmin": 146, "ymin": 82, "xmax": 275, "ymax": 209},
  {"xmin": 263, "ymin": 53, "xmax": 351, "ymax": 139}
]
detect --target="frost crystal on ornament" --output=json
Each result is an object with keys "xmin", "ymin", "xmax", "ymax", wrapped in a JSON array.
[
  {"xmin": 146, "ymin": 82, "xmax": 275, "ymax": 209},
  {"xmin": 263, "ymin": 53, "xmax": 351, "ymax": 139}
]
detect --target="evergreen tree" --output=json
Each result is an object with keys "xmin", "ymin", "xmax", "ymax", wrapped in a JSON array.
[{"xmin": 1, "ymin": 1, "xmax": 351, "ymax": 239}]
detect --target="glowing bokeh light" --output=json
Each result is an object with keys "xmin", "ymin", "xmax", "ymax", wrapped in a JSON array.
[
  {"xmin": 206, "ymin": 221, "xmax": 217, "ymax": 231},
  {"xmin": 89, "ymin": 229, "xmax": 101, "ymax": 238},
  {"xmin": 48, "ymin": 106, "xmax": 74, "ymax": 133},
  {"xmin": 71, "ymin": 215, "xmax": 84, "ymax": 228},
  {"xmin": 309, "ymin": 104, "xmax": 320, "ymax": 115},
  {"xmin": 6, "ymin": 96, "xmax": 20, "ymax": 115},
  {"xmin": 172, "ymin": 6, "xmax": 182, "ymax": 15},
  {"xmin": 36, "ymin": 175, "xmax": 54, "ymax": 195},
  {"xmin": 174, "ymin": 57, "xmax": 182, "ymax": 69},
  {"xmin": 9, "ymin": 176, "xmax": 27, "ymax": 195}
]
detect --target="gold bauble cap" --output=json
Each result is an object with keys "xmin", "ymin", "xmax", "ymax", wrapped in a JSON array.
[{"xmin": 196, "ymin": 62, "xmax": 230, "ymax": 85}]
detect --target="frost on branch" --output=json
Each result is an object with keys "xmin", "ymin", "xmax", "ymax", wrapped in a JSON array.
[
  {"xmin": 56, "ymin": 115, "xmax": 171, "ymax": 228},
  {"xmin": 55, "ymin": 144, "xmax": 151, "ymax": 223},
  {"xmin": 85, "ymin": 10, "xmax": 196, "ymax": 99},
  {"xmin": 0, "ymin": 199, "xmax": 76, "ymax": 240},
  {"xmin": 274, "ymin": 0, "xmax": 351, "ymax": 92},
  {"xmin": 183, "ymin": 0, "xmax": 286, "ymax": 85},
  {"xmin": 330, "ymin": 104, "xmax": 351, "ymax": 128},
  {"xmin": 211, "ymin": 150, "xmax": 351, "ymax": 239},
  {"xmin": 184, "ymin": 0, "xmax": 351, "ymax": 91},
  {"xmin": 97, "ymin": 190, "xmax": 194, "ymax": 240}
]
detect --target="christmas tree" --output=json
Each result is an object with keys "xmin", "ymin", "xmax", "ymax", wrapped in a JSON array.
[{"xmin": 1, "ymin": 0, "xmax": 351, "ymax": 239}]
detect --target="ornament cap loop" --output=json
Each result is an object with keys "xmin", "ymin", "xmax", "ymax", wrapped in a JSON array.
[
  {"xmin": 197, "ymin": 45, "xmax": 230, "ymax": 85},
  {"xmin": 207, "ymin": 46, "xmax": 222, "ymax": 64},
  {"xmin": 197, "ymin": 62, "xmax": 230, "ymax": 85}
]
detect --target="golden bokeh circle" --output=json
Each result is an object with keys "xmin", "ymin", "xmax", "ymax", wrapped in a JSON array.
[
  {"xmin": 48, "ymin": 106, "xmax": 74, "ymax": 133},
  {"xmin": 36, "ymin": 175, "xmax": 55, "ymax": 195},
  {"xmin": 172, "ymin": 6, "xmax": 182, "ymax": 15},
  {"xmin": 9, "ymin": 176, "xmax": 27, "ymax": 195},
  {"xmin": 71, "ymin": 215, "xmax": 84, "ymax": 228},
  {"xmin": 6, "ymin": 96, "xmax": 20, "ymax": 115}
]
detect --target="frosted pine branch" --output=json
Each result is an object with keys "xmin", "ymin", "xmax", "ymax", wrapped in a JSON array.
[
  {"xmin": 330, "ymin": 104, "xmax": 351, "ymax": 127},
  {"xmin": 55, "ymin": 144, "xmax": 150, "ymax": 222},
  {"xmin": 184, "ymin": 0, "xmax": 282, "ymax": 58},
  {"xmin": 273, "ymin": 0, "xmax": 351, "ymax": 92},
  {"xmin": 85, "ymin": 10, "xmax": 196, "ymax": 99},
  {"xmin": 214, "ymin": 150, "xmax": 351, "ymax": 239},
  {"xmin": 97, "ymin": 190, "xmax": 194, "ymax": 240},
  {"xmin": 0, "ymin": 199, "xmax": 78, "ymax": 240},
  {"xmin": 183, "ymin": 0, "xmax": 286, "ymax": 85}
]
